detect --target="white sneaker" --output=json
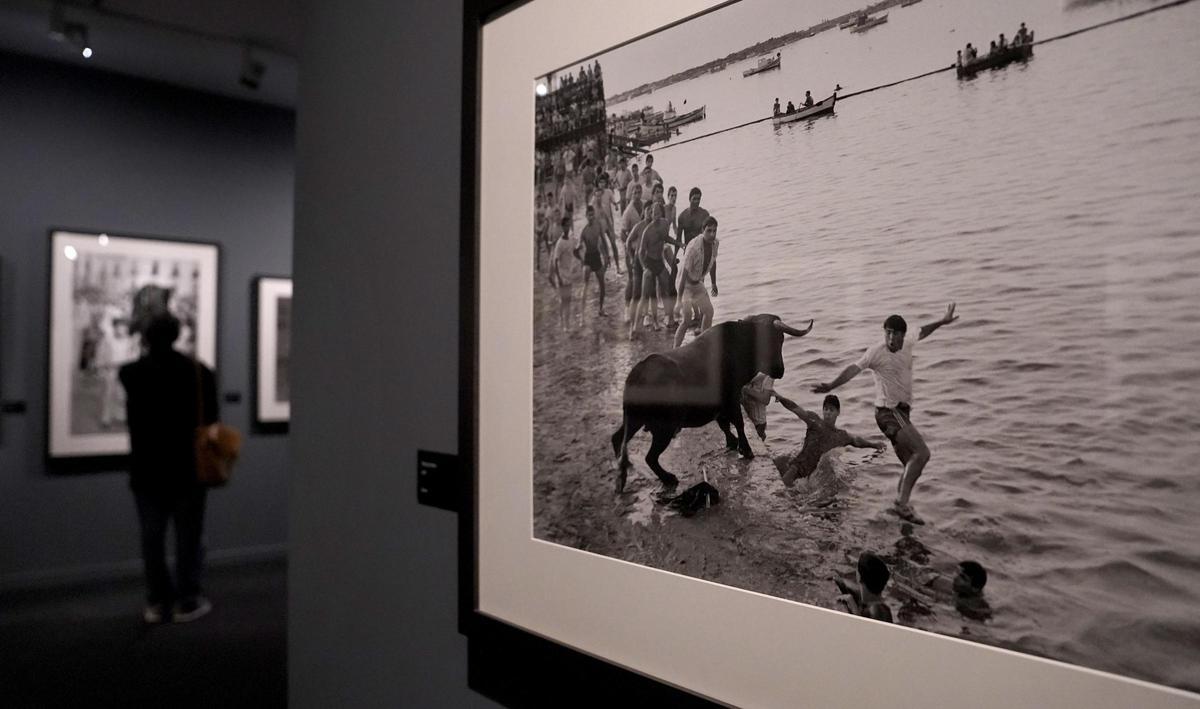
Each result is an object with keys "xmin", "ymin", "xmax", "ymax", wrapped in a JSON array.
[
  {"xmin": 172, "ymin": 596, "xmax": 212, "ymax": 623},
  {"xmin": 143, "ymin": 604, "xmax": 166, "ymax": 624}
]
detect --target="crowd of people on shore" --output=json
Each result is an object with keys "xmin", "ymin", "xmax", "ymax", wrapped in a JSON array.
[
  {"xmin": 957, "ymin": 22, "xmax": 1033, "ymax": 66},
  {"xmin": 535, "ymin": 60, "xmax": 607, "ymax": 143},
  {"xmin": 535, "ymin": 145, "xmax": 721, "ymax": 348}
]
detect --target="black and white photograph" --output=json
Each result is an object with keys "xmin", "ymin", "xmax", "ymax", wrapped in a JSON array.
[
  {"xmin": 529, "ymin": 0, "xmax": 1200, "ymax": 694},
  {"xmin": 255, "ymin": 276, "xmax": 292, "ymax": 427},
  {"xmin": 48, "ymin": 230, "xmax": 218, "ymax": 459}
]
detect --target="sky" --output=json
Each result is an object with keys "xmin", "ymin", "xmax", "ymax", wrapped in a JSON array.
[{"xmin": 569, "ymin": 0, "xmax": 879, "ymax": 96}]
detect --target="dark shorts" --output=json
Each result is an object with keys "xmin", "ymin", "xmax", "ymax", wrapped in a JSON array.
[
  {"xmin": 584, "ymin": 249, "xmax": 603, "ymax": 273},
  {"xmin": 643, "ymin": 258, "xmax": 665, "ymax": 277},
  {"xmin": 875, "ymin": 402, "xmax": 915, "ymax": 462},
  {"xmin": 874, "ymin": 402, "xmax": 912, "ymax": 442}
]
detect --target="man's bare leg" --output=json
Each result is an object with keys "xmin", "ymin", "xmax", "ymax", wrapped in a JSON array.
[
  {"xmin": 580, "ymin": 273, "xmax": 592, "ymax": 325},
  {"xmin": 891, "ymin": 422, "xmax": 930, "ymax": 522}
]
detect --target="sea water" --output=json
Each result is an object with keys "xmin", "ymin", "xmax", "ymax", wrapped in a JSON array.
[{"xmin": 603, "ymin": 0, "xmax": 1200, "ymax": 691}]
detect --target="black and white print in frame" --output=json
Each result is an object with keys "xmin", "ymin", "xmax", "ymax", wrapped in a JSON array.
[
  {"xmin": 466, "ymin": 0, "xmax": 1200, "ymax": 705},
  {"xmin": 47, "ymin": 229, "xmax": 218, "ymax": 462}
]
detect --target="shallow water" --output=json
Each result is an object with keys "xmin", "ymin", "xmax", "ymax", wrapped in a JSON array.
[{"xmin": 539, "ymin": 0, "xmax": 1200, "ymax": 692}]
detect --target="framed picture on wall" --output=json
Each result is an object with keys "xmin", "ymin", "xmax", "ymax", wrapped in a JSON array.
[
  {"xmin": 47, "ymin": 229, "xmax": 219, "ymax": 462},
  {"xmin": 253, "ymin": 276, "xmax": 292, "ymax": 432},
  {"xmin": 462, "ymin": 0, "xmax": 1200, "ymax": 706}
]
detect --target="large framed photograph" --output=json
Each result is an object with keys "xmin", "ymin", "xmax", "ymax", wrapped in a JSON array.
[
  {"xmin": 464, "ymin": 0, "xmax": 1200, "ymax": 706},
  {"xmin": 48, "ymin": 230, "xmax": 219, "ymax": 461},
  {"xmin": 253, "ymin": 276, "xmax": 292, "ymax": 432}
]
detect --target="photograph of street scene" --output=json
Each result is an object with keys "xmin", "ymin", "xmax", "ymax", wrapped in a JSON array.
[{"xmin": 530, "ymin": 0, "xmax": 1200, "ymax": 692}]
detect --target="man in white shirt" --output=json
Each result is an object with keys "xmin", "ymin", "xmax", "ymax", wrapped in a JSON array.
[
  {"xmin": 672, "ymin": 216, "xmax": 720, "ymax": 348},
  {"xmin": 812, "ymin": 304, "xmax": 958, "ymax": 524}
]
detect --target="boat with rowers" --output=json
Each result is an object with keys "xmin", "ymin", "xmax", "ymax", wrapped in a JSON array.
[
  {"xmin": 772, "ymin": 93, "xmax": 836, "ymax": 126},
  {"xmin": 957, "ymin": 33, "xmax": 1034, "ymax": 78},
  {"xmin": 850, "ymin": 14, "xmax": 888, "ymax": 33},
  {"xmin": 743, "ymin": 52, "xmax": 781, "ymax": 77}
]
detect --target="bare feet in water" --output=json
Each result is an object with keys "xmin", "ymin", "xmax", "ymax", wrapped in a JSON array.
[{"xmin": 891, "ymin": 501, "xmax": 925, "ymax": 525}]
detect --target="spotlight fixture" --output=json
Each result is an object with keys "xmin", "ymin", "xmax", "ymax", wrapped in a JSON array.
[{"xmin": 239, "ymin": 45, "xmax": 266, "ymax": 90}]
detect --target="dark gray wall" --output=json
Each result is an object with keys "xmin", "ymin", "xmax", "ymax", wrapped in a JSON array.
[
  {"xmin": 0, "ymin": 52, "xmax": 294, "ymax": 584},
  {"xmin": 289, "ymin": 0, "xmax": 494, "ymax": 706}
]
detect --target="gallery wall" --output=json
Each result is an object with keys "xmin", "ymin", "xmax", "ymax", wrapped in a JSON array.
[
  {"xmin": 288, "ymin": 0, "xmax": 494, "ymax": 706},
  {"xmin": 0, "ymin": 50, "xmax": 295, "ymax": 585}
]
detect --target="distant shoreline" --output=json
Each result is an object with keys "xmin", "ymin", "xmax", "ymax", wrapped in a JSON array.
[{"xmin": 605, "ymin": 0, "xmax": 905, "ymax": 105}]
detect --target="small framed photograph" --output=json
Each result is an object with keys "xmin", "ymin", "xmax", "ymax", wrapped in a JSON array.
[
  {"xmin": 464, "ymin": 0, "xmax": 1200, "ymax": 706},
  {"xmin": 47, "ymin": 229, "xmax": 219, "ymax": 462},
  {"xmin": 253, "ymin": 276, "xmax": 292, "ymax": 432}
]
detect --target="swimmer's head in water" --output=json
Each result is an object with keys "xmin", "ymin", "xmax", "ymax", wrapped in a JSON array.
[
  {"xmin": 858, "ymin": 552, "xmax": 891, "ymax": 595},
  {"xmin": 955, "ymin": 561, "xmax": 988, "ymax": 596},
  {"xmin": 822, "ymin": 394, "xmax": 841, "ymax": 424},
  {"xmin": 883, "ymin": 314, "xmax": 907, "ymax": 351}
]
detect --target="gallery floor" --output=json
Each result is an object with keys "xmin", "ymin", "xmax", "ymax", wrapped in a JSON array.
[{"xmin": 1, "ymin": 557, "xmax": 286, "ymax": 708}]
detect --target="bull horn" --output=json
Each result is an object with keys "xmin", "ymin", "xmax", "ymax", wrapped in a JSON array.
[{"xmin": 774, "ymin": 318, "xmax": 814, "ymax": 337}]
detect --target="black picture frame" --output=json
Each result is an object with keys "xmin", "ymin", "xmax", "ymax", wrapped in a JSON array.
[
  {"xmin": 45, "ymin": 227, "xmax": 221, "ymax": 472},
  {"xmin": 458, "ymin": 1, "xmax": 718, "ymax": 705},
  {"xmin": 251, "ymin": 275, "xmax": 292, "ymax": 435}
]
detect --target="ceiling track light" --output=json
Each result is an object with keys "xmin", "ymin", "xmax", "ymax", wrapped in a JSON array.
[
  {"xmin": 48, "ymin": 2, "xmax": 92, "ymax": 58},
  {"xmin": 239, "ymin": 44, "xmax": 266, "ymax": 90}
]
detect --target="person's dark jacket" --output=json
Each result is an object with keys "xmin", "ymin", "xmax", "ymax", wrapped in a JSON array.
[{"xmin": 119, "ymin": 350, "xmax": 218, "ymax": 492}]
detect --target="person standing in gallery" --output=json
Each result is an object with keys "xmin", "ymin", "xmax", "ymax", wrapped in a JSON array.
[
  {"xmin": 812, "ymin": 304, "xmax": 959, "ymax": 524},
  {"xmin": 120, "ymin": 304, "xmax": 219, "ymax": 624}
]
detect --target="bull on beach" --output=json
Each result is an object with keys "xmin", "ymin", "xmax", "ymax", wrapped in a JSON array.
[{"xmin": 611, "ymin": 314, "xmax": 814, "ymax": 493}]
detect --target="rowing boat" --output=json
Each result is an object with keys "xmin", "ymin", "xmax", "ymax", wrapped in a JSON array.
[
  {"xmin": 850, "ymin": 14, "xmax": 888, "ymax": 33},
  {"xmin": 666, "ymin": 105, "xmax": 706, "ymax": 128},
  {"xmin": 743, "ymin": 54, "xmax": 781, "ymax": 77},
  {"xmin": 956, "ymin": 42, "xmax": 1033, "ymax": 78},
  {"xmin": 771, "ymin": 94, "xmax": 836, "ymax": 126}
]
